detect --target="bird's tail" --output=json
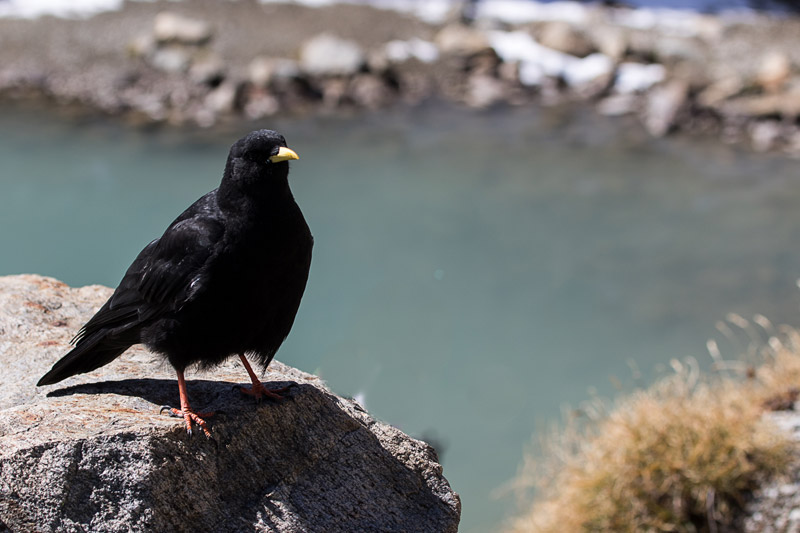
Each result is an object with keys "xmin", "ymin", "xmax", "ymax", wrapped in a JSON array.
[{"xmin": 37, "ymin": 331, "xmax": 138, "ymax": 386}]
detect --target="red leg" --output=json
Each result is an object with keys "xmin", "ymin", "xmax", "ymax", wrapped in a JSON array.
[
  {"xmin": 237, "ymin": 353, "xmax": 290, "ymax": 401},
  {"xmin": 160, "ymin": 370, "xmax": 214, "ymax": 438}
]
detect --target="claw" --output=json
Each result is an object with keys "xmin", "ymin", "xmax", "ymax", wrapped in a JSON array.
[
  {"xmin": 164, "ymin": 370, "xmax": 215, "ymax": 438},
  {"xmin": 237, "ymin": 354, "xmax": 297, "ymax": 403},
  {"xmin": 160, "ymin": 407, "xmax": 214, "ymax": 438},
  {"xmin": 237, "ymin": 382, "xmax": 290, "ymax": 401},
  {"xmin": 160, "ymin": 406, "xmax": 185, "ymax": 419}
]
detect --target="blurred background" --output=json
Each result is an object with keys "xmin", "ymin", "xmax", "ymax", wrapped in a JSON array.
[{"xmin": 2, "ymin": 0, "xmax": 800, "ymax": 531}]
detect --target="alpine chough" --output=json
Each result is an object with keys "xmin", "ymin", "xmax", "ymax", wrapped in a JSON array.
[{"xmin": 37, "ymin": 129, "xmax": 312, "ymax": 437}]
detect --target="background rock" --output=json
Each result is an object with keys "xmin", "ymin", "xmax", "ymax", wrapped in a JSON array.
[
  {"xmin": 189, "ymin": 54, "xmax": 226, "ymax": 86},
  {"xmin": 749, "ymin": 120, "xmax": 784, "ymax": 152},
  {"xmin": 434, "ymin": 23, "xmax": 491, "ymax": 56},
  {"xmin": 643, "ymin": 79, "xmax": 689, "ymax": 137},
  {"xmin": 248, "ymin": 57, "xmax": 301, "ymax": 88},
  {"xmin": 589, "ymin": 26, "xmax": 627, "ymax": 61},
  {"xmin": 722, "ymin": 89, "xmax": 800, "ymax": 118},
  {"xmin": 149, "ymin": 46, "xmax": 192, "ymax": 74},
  {"xmin": 153, "ymin": 12, "xmax": 213, "ymax": 46},
  {"xmin": 349, "ymin": 74, "xmax": 393, "ymax": 110},
  {"xmin": 744, "ymin": 411, "xmax": 800, "ymax": 533},
  {"xmin": 537, "ymin": 21, "xmax": 594, "ymax": 58},
  {"xmin": 465, "ymin": 74, "xmax": 506, "ymax": 108},
  {"xmin": 0, "ymin": 275, "xmax": 460, "ymax": 533},
  {"xmin": 597, "ymin": 93, "xmax": 639, "ymax": 116},
  {"xmin": 300, "ymin": 33, "xmax": 366, "ymax": 77},
  {"xmin": 383, "ymin": 38, "xmax": 440, "ymax": 65},
  {"xmin": 756, "ymin": 51, "xmax": 792, "ymax": 93}
]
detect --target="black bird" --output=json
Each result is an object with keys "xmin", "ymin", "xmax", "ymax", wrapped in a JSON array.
[{"xmin": 37, "ymin": 129, "xmax": 312, "ymax": 437}]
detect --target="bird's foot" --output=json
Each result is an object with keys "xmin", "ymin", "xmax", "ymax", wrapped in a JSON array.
[
  {"xmin": 234, "ymin": 382, "xmax": 292, "ymax": 402},
  {"xmin": 160, "ymin": 406, "xmax": 214, "ymax": 438}
]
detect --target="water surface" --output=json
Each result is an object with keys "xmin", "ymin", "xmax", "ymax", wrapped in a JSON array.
[{"xmin": 2, "ymin": 104, "xmax": 800, "ymax": 531}]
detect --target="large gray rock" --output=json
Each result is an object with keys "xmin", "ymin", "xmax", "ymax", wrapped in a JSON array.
[{"xmin": 0, "ymin": 275, "xmax": 460, "ymax": 533}]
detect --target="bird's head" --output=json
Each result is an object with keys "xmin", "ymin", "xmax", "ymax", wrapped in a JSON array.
[
  {"xmin": 222, "ymin": 129, "xmax": 300, "ymax": 197},
  {"xmin": 229, "ymin": 129, "xmax": 300, "ymax": 167}
]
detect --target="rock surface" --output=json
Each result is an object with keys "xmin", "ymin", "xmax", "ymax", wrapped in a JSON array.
[
  {"xmin": 744, "ymin": 411, "xmax": 800, "ymax": 533},
  {"xmin": 0, "ymin": 275, "xmax": 460, "ymax": 533}
]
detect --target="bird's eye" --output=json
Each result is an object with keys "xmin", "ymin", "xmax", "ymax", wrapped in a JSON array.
[{"xmin": 242, "ymin": 151, "xmax": 264, "ymax": 162}]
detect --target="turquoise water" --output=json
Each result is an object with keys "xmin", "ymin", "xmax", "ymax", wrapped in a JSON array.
[{"xmin": 3, "ymin": 103, "xmax": 800, "ymax": 531}]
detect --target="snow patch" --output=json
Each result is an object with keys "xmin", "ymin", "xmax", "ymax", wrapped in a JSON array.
[
  {"xmin": 0, "ymin": 0, "xmax": 125, "ymax": 19},
  {"xmin": 488, "ymin": 30, "xmax": 612, "ymax": 88},
  {"xmin": 563, "ymin": 53, "xmax": 613, "ymax": 87},
  {"xmin": 259, "ymin": 0, "xmax": 456, "ymax": 24},
  {"xmin": 614, "ymin": 63, "xmax": 666, "ymax": 93},
  {"xmin": 476, "ymin": 0, "xmax": 590, "ymax": 25},
  {"xmin": 258, "ymin": 0, "xmax": 594, "ymax": 25}
]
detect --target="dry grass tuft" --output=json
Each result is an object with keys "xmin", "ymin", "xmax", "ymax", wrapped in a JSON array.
[{"xmin": 507, "ymin": 318, "xmax": 800, "ymax": 533}]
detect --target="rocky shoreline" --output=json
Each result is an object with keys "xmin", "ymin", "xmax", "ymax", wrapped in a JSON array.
[{"xmin": 1, "ymin": 0, "xmax": 800, "ymax": 154}]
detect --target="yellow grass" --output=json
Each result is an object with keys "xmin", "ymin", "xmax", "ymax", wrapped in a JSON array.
[{"xmin": 507, "ymin": 318, "xmax": 800, "ymax": 533}]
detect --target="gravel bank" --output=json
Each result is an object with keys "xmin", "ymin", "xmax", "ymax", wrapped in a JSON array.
[{"xmin": 1, "ymin": 0, "xmax": 799, "ymax": 152}]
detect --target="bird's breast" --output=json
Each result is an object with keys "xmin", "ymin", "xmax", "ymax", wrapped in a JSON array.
[{"xmin": 216, "ymin": 216, "xmax": 311, "ymax": 302}]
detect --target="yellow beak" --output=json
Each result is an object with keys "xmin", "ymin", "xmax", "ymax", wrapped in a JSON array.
[{"xmin": 269, "ymin": 147, "xmax": 300, "ymax": 163}]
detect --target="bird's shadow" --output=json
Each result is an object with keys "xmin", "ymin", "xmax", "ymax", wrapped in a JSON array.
[{"xmin": 46, "ymin": 378, "xmax": 298, "ymax": 411}]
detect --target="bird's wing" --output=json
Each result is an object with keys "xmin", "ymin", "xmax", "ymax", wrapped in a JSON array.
[
  {"xmin": 137, "ymin": 215, "xmax": 225, "ymax": 306},
  {"xmin": 73, "ymin": 197, "xmax": 226, "ymax": 344},
  {"xmin": 38, "ymin": 194, "xmax": 226, "ymax": 386}
]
